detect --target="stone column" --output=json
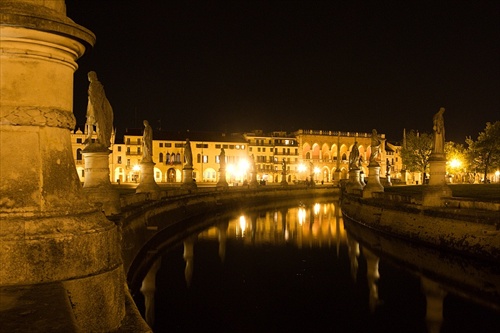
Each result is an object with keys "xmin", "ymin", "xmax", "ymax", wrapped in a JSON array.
[
  {"xmin": 136, "ymin": 161, "xmax": 161, "ymax": 194},
  {"xmin": 363, "ymin": 163, "xmax": 384, "ymax": 198},
  {"xmin": 346, "ymin": 168, "xmax": 364, "ymax": 194},
  {"xmin": 0, "ymin": 2, "xmax": 142, "ymax": 331},
  {"xmin": 82, "ymin": 145, "xmax": 121, "ymax": 215},
  {"xmin": 217, "ymin": 166, "xmax": 229, "ymax": 189},
  {"xmin": 423, "ymin": 152, "xmax": 452, "ymax": 206},
  {"xmin": 182, "ymin": 166, "xmax": 197, "ymax": 189}
]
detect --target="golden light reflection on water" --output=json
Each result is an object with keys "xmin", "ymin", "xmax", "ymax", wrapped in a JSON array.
[{"xmin": 199, "ymin": 201, "xmax": 346, "ymax": 248}]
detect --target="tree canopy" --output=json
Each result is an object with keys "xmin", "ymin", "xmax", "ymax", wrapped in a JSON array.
[
  {"xmin": 401, "ymin": 130, "xmax": 433, "ymax": 181},
  {"xmin": 466, "ymin": 121, "xmax": 500, "ymax": 183}
]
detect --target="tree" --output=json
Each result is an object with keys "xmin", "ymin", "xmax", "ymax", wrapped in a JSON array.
[
  {"xmin": 401, "ymin": 130, "xmax": 433, "ymax": 183},
  {"xmin": 466, "ymin": 121, "xmax": 500, "ymax": 183}
]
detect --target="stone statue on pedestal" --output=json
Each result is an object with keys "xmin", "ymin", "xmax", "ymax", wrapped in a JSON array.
[
  {"xmin": 184, "ymin": 139, "xmax": 193, "ymax": 167},
  {"xmin": 142, "ymin": 120, "xmax": 153, "ymax": 162},
  {"xmin": 433, "ymin": 107, "xmax": 445, "ymax": 154},
  {"xmin": 349, "ymin": 141, "xmax": 360, "ymax": 170},
  {"xmin": 85, "ymin": 71, "xmax": 113, "ymax": 148},
  {"xmin": 219, "ymin": 148, "xmax": 226, "ymax": 169},
  {"xmin": 369, "ymin": 129, "xmax": 381, "ymax": 165}
]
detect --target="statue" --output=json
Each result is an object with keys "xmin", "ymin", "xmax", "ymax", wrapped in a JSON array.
[
  {"xmin": 219, "ymin": 148, "xmax": 226, "ymax": 169},
  {"xmin": 349, "ymin": 141, "xmax": 360, "ymax": 170},
  {"xmin": 433, "ymin": 107, "xmax": 445, "ymax": 154},
  {"xmin": 85, "ymin": 71, "xmax": 113, "ymax": 147},
  {"xmin": 386, "ymin": 159, "xmax": 391, "ymax": 176},
  {"xmin": 184, "ymin": 139, "xmax": 193, "ymax": 167},
  {"xmin": 282, "ymin": 158, "xmax": 287, "ymax": 172},
  {"xmin": 370, "ymin": 129, "xmax": 381, "ymax": 164},
  {"xmin": 142, "ymin": 120, "xmax": 153, "ymax": 162}
]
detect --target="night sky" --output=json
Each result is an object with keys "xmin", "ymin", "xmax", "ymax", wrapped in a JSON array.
[{"xmin": 65, "ymin": 0, "xmax": 499, "ymax": 143}]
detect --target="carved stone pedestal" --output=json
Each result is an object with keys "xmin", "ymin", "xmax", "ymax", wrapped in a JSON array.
[
  {"xmin": 363, "ymin": 164, "xmax": 384, "ymax": 198},
  {"xmin": 346, "ymin": 168, "xmax": 364, "ymax": 194},
  {"xmin": 182, "ymin": 166, "xmax": 197, "ymax": 189},
  {"xmin": 217, "ymin": 167, "xmax": 228, "ymax": 189},
  {"xmin": 423, "ymin": 153, "xmax": 452, "ymax": 207},
  {"xmin": 83, "ymin": 145, "xmax": 121, "ymax": 215},
  {"xmin": 136, "ymin": 161, "xmax": 160, "ymax": 194}
]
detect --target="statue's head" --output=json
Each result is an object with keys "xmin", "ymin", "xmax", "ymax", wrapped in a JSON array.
[
  {"xmin": 88, "ymin": 71, "xmax": 97, "ymax": 82},
  {"xmin": 143, "ymin": 120, "xmax": 149, "ymax": 126}
]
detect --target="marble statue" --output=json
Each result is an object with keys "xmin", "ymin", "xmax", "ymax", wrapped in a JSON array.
[
  {"xmin": 219, "ymin": 148, "xmax": 226, "ymax": 169},
  {"xmin": 433, "ymin": 107, "xmax": 445, "ymax": 154},
  {"xmin": 184, "ymin": 138, "xmax": 193, "ymax": 167},
  {"xmin": 142, "ymin": 120, "xmax": 153, "ymax": 162},
  {"xmin": 349, "ymin": 141, "xmax": 360, "ymax": 170},
  {"xmin": 370, "ymin": 129, "xmax": 381, "ymax": 163},
  {"xmin": 85, "ymin": 71, "xmax": 113, "ymax": 147}
]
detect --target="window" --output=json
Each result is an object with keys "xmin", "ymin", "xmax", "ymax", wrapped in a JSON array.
[
  {"xmin": 137, "ymin": 147, "xmax": 141, "ymax": 154},
  {"xmin": 263, "ymin": 148, "xmax": 266, "ymax": 152},
  {"xmin": 203, "ymin": 155, "xmax": 208, "ymax": 163},
  {"xmin": 126, "ymin": 138, "xmax": 130, "ymax": 144},
  {"xmin": 166, "ymin": 153, "xmax": 170, "ymax": 163},
  {"xmin": 159, "ymin": 153, "xmax": 163, "ymax": 163},
  {"xmin": 229, "ymin": 145, "xmax": 234, "ymax": 149},
  {"xmin": 127, "ymin": 147, "xmax": 130, "ymax": 153},
  {"xmin": 117, "ymin": 146, "xmax": 122, "ymax": 152},
  {"xmin": 249, "ymin": 147, "xmax": 253, "ymax": 152},
  {"xmin": 76, "ymin": 138, "xmax": 82, "ymax": 143},
  {"xmin": 76, "ymin": 148, "xmax": 82, "ymax": 161},
  {"xmin": 127, "ymin": 159, "xmax": 130, "ymax": 166},
  {"xmin": 117, "ymin": 156, "xmax": 122, "ymax": 164},
  {"xmin": 223, "ymin": 144, "xmax": 228, "ymax": 149},
  {"xmin": 197, "ymin": 154, "xmax": 201, "ymax": 163},
  {"xmin": 159, "ymin": 143, "xmax": 163, "ymax": 147},
  {"xmin": 165, "ymin": 143, "xmax": 172, "ymax": 147},
  {"xmin": 137, "ymin": 139, "xmax": 141, "ymax": 145},
  {"xmin": 216, "ymin": 144, "xmax": 221, "ymax": 149},
  {"xmin": 175, "ymin": 143, "xmax": 183, "ymax": 148}
]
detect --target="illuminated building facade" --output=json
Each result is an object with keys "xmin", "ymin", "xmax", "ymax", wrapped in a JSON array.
[{"xmin": 71, "ymin": 127, "xmax": 400, "ymax": 184}]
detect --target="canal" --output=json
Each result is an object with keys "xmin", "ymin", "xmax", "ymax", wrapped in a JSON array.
[{"xmin": 132, "ymin": 198, "xmax": 500, "ymax": 333}]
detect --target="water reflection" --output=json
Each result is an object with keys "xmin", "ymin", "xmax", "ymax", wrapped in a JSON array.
[{"xmin": 134, "ymin": 200, "xmax": 500, "ymax": 332}]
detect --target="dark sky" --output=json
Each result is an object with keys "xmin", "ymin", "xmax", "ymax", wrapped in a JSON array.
[{"xmin": 65, "ymin": 0, "xmax": 499, "ymax": 143}]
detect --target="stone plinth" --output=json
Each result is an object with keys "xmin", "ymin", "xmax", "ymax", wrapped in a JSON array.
[
  {"xmin": 82, "ymin": 145, "xmax": 121, "ymax": 215},
  {"xmin": 423, "ymin": 153, "xmax": 452, "ymax": 207},
  {"xmin": 136, "ymin": 161, "xmax": 160, "ymax": 194},
  {"xmin": 346, "ymin": 169, "xmax": 364, "ymax": 194},
  {"xmin": 217, "ymin": 168, "xmax": 229, "ymax": 189},
  {"xmin": 363, "ymin": 164, "xmax": 384, "ymax": 198},
  {"xmin": 182, "ymin": 166, "xmax": 197, "ymax": 189},
  {"xmin": 0, "ymin": 1, "xmax": 144, "ymax": 331},
  {"xmin": 281, "ymin": 175, "xmax": 288, "ymax": 186}
]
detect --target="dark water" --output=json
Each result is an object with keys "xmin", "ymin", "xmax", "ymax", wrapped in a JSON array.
[{"xmin": 133, "ymin": 200, "xmax": 500, "ymax": 333}]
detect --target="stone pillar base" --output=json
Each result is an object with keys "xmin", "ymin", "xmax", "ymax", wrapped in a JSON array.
[
  {"xmin": 136, "ymin": 161, "xmax": 160, "ymax": 194},
  {"xmin": 182, "ymin": 166, "xmax": 197, "ymax": 189},
  {"xmin": 217, "ymin": 168, "xmax": 229, "ymax": 189},
  {"xmin": 83, "ymin": 146, "xmax": 121, "ymax": 215},
  {"xmin": 346, "ymin": 169, "xmax": 364, "ymax": 194},
  {"xmin": 422, "ymin": 185, "xmax": 452, "ymax": 207},
  {"xmin": 363, "ymin": 164, "xmax": 384, "ymax": 198}
]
